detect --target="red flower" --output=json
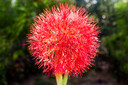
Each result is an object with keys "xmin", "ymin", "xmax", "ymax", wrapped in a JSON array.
[{"xmin": 27, "ymin": 3, "xmax": 100, "ymax": 76}]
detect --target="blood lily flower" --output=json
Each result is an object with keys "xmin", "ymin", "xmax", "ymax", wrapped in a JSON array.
[{"xmin": 27, "ymin": 3, "xmax": 100, "ymax": 85}]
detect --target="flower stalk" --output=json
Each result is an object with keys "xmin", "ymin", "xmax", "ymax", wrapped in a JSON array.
[{"xmin": 56, "ymin": 73, "xmax": 68, "ymax": 85}]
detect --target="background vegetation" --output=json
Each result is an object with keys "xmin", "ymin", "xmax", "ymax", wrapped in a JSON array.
[{"xmin": 0, "ymin": 0, "xmax": 128, "ymax": 85}]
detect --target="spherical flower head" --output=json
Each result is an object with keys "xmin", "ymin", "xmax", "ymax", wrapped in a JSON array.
[{"xmin": 27, "ymin": 3, "xmax": 100, "ymax": 76}]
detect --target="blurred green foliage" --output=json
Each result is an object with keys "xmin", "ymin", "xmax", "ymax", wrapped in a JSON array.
[
  {"xmin": 102, "ymin": 0, "xmax": 128, "ymax": 75},
  {"xmin": 0, "ymin": 0, "xmax": 128, "ymax": 85}
]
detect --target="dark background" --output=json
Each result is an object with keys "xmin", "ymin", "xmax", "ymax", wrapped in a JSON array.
[{"xmin": 0, "ymin": 0, "xmax": 128, "ymax": 85}]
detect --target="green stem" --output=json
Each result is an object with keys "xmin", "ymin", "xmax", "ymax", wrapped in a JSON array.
[
  {"xmin": 55, "ymin": 73, "xmax": 68, "ymax": 85},
  {"xmin": 56, "ymin": 74, "xmax": 63, "ymax": 85},
  {"xmin": 63, "ymin": 73, "xmax": 68, "ymax": 85}
]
